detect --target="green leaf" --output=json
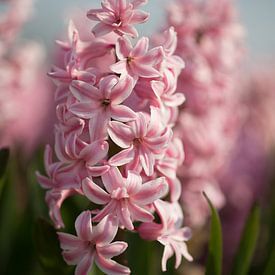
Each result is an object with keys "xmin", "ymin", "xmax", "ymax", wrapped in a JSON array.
[
  {"xmin": 34, "ymin": 218, "xmax": 73, "ymax": 275},
  {"xmin": 203, "ymin": 191, "xmax": 223, "ymax": 275},
  {"xmin": 231, "ymin": 204, "xmax": 260, "ymax": 275},
  {"xmin": 0, "ymin": 147, "xmax": 9, "ymax": 178},
  {"xmin": 263, "ymin": 245, "xmax": 275, "ymax": 275}
]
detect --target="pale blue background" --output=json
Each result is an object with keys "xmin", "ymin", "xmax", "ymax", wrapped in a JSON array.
[{"xmin": 22, "ymin": 0, "xmax": 275, "ymax": 59}]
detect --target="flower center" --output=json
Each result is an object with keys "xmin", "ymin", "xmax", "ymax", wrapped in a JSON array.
[
  {"xmin": 133, "ymin": 137, "xmax": 142, "ymax": 146},
  {"xmin": 102, "ymin": 98, "xmax": 111, "ymax": 106},
  {"xmin": 195, "ymin": 29, "xmax": 204, "ymax": 44},
  {"xmin": 127, "ymin": 56, "xmax": 134, "ymax": 64},
  {"xmin": 111, "ymin": 187, "xmax": 129, "ymax": 200}
]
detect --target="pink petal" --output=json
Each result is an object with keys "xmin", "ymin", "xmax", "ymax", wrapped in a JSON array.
[
  {"xmin": 132, "ymin": 178, "xmax": 168, "ymax": 205},
  {"xmin": 117, "ymin": 200, "xmax": 134, "ymax": 230},
  {"xmin": 69, "ymin": 102, "xmax": 101, "ymax": 119},
  {"xmin": 110, "ymin": 75, "xmax": 134, "ymax": 104},
  {"xmin": 36, "ymin": 172, "xmax": 53, "ymax": 189},
  {"xmin": 89, "ymin": 112, "xmax": 110, "ymax": 141},
  {"xmin": 179, "ymin": 242, "xmax": 193, "ymax": 262},
  {"xmin": 128, "ymin": 202, "xmax": 154, "ymax": 222},
  {"xmin": 108, "ymin": 146, "xmax": 135, "ymax": 166},
  {"xmin": 70, "ymin": 80, "xmax": 101, "ymax": 102},
  {"xmin": 101, "ymin": 166, "xmax": 124, "ymax": 193},
  {"xmin": 92, "ymin": 215, "xmax": 119, "ymax": 244},
  {"xmin": 125, "ymin": 170, "xmax": 142, "ymax": 194},
  {"xmin": 130, "ymin": 62, "xmax": 160, "ymax": 78},
  {"xmin": 171, "ymin": 242, "xmax": 182, "ymax": 269},
  {"xmin": 164, "ymin": 92, "xmax": 186, "ymax": 107},
  {"xmin": 82, "ymin": 177, "xmax": 110, "ymax": 204},
  {"xmin": 168, "ymin": 177, "xmax": 181, "ymax": 202},
  {"xmin": 116, "ymin": 36, "xmax": 132, "ymax": 60},
  {"xmin": 75, "ymin": 211, "xmax": 93, "ymax": 241},
  {"xmin": 97, "ymin": 241, "xmax": 128, "ymax": 258},
  {"xmin": 139, "ymin": 146, "xmax": 154, "ymax": 176},
  {"xmin": 153, "ymin": 199, "xmax": 170, "ymax": 228},
  {"xmin": 92, "ymin": 22, "xmax": 114, "ymax": 37},
  {"xmin": 132, "ymin": 0, "xmax": 148, "ymax": 8},
  {"xmin": 138, "ymin": 46, "xmax": 164, "ymax": 65},
  {"xmin": 129, "ymin": 10, "xmax": 149, "ymax": 24},
  {"xmin": 87, "ymin": 9, "xmax": 103, "ymax": 21},
  {"xmin": 75, "ymin": 253, "xmax": 94, "ymax": 275},
  {"xmin": 161, "ymin": 244, "xmax": 174, "ymax": 272},
  {"xmin": 62, "ymin": 247, "xmax": 87, "ymax": 265},
  {"xmin": 99, "ymin": 75, "xmax": 118, "ymax": 97},
  {"xmin": 95, "ymin": 254, "xmax": 130, "ymax": 275},
  {"xmin": 54, "ymin": 130, "xmax": 68, "ymax": 162},
  {"xmin": 118, "ymin": 24, "xmax": 138, "ymax": 38},
  {"xmin": 79, "ymin": 140, "xmax": 109, "ymax": 165},
  {"xmin": 110, "ymin": 60, "xmax": 128, "ymax": 75},
  {"xmin": 131, "ymin": 37, "xmax": 149, "ymax": 57},
  {"xmin": 108, "ymin": 121, "xmax": 133, "ymax": 148},
  {"xmin": 137, "ymin": 222, "xmax": 162, "ymax": 240},
  {"xmin": 86, "ymin": 165, "xmax": 110, "ymax": 177},
  {"xmin": 93, "ymin": 200, "xmax": 117, "ymax": 222},
  {"xmin": 58, "ymin": 232, "xmax": 83, "ymax": 250},
  {"xmin": 110, "ymin": 104, "xmax": 137, "ymax": 122}
]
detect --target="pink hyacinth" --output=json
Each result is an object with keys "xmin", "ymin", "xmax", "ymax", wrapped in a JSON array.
[
  {"xmin": 111, "ymin": 36, "xmax": 164, "ymax": 79},
  {"xmin": 37, "ymin": 0, "xmax": 192, "ymax": 273},
  {"xmin": 87, "ymin": 0, "xmax": 149, "ymax": 37},
  {"xmin": 58, "ymin": 211, "xmax": 130, "ymax": 275},
  {"xmin": 83, "ymin": 167, "xmax": 168, "ymax": 230},
  {"xmin": 138, "ymin": 200, "xmax": 193, "ymax": 272},
  {"xmin": 108, "ymin": 108, "xmax": 172, "ymax": 176}
]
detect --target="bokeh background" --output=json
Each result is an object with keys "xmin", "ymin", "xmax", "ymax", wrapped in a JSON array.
[{"xmin": 23, "ymin": 0, "xmax": 275, "ymax": 58}]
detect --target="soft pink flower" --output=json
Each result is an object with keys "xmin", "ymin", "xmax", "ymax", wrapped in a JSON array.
[
  {"xmin": 87, "ymin": 0, "xmax": 149, "ymax": 37},
  {"xmin": 108, "ymin": 108, "xmax": 172, "ymax": 176},
  {"xmin": 110, "ymin": 36, "xmax": 164, "ymax": 79},
  {"xmin": 69, "ymin": 75, "xmax": 136, "ymax": 134},
  {"xmin": 138, "ymin": 200, "xmax": 193, "ymax": 271},
  {"xmin": 58, "ymin": 211, "xmax": 130, "ymax": 275},
  {"xmin": 82, "ymin": 167, "xmax": 168, "ymax": 230}
]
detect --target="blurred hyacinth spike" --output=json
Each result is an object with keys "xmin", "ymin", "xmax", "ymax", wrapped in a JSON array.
[
  {"xmin": 158, "ymin": 0, "xmax": 245, "ymax": 227},
  {"xmin": 0, "ymin": 0, "xmax": 54, "ymax": 153}
]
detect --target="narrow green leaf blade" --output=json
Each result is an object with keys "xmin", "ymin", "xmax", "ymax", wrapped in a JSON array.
[
  {"xmin": 203, "ymin": 191, "xmax": 223, "ymax": 275},
  {"xmin": 0, "ymin": 148, "xmax": 9, "ymax": 179},
  {"xmin": 231, "ymin": 204, "xmax": 260, "ymax": 275},
  {"xmin": 263, "ymin": 245, "xmax": 275, "ymax": 275}
]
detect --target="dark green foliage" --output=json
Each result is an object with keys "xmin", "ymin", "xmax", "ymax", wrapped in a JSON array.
[{"xmin": 204, "ymin": 192, "xmax": 223, "ymax": 275}]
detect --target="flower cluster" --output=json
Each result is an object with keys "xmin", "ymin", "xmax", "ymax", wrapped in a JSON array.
[
  {"xmin": 162, "ymin": 0, "xmax": 244, "ymax": 226},
  {"xmin": 0, "ymin": 0, "xmax": 53, "ymax": 153},
  {"xmin": 37, "ymin": 0, "xmax": 192, "ymax": 274}
]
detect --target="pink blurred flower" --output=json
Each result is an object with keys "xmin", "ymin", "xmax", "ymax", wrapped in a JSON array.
[{"xmin": 0, "ymin": 0, "xmax": 54, "ymax": 153}]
